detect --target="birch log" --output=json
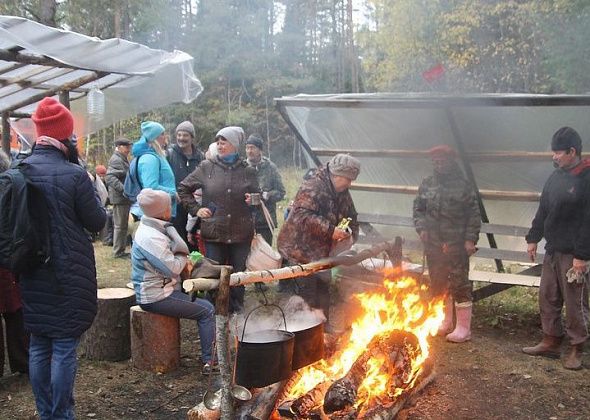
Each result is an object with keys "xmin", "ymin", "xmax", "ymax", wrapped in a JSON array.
[{"xmin": 215, "ymin": 266, "xmax": 234, "ymax": 420}]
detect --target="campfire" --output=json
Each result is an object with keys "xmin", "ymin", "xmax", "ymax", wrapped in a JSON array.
[{"xmin": 275, "ymin": 274, "xmax": 445, "ymax": 419}]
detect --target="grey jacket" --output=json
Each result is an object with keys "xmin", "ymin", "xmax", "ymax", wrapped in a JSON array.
[{"xmin": 105, "ymin": 151, "xmax": 131, "ymax": 205}]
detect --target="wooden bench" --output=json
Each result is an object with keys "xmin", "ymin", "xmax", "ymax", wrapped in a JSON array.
[{"xmin": 357, "ymin": 213, "xmax": 543, "ymax": 301}]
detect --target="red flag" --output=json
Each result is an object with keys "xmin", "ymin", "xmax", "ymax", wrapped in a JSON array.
[{"xmin": 422, "ymin": 63, "xmax": 445, "ymax": 83}]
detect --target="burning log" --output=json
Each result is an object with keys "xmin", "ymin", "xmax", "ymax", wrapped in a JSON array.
[
  {"xmin": 291, "ymin": 380, "xmax": 334, "ymax": 417},
  {"xmin": 323, "ymin": 330, "xmax": 420, "ymax": 414}
]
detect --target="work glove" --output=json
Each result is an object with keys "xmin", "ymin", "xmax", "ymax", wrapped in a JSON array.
[{"xmin": 566, "ymin": 266, "xmax": 589, "ymax": 284}]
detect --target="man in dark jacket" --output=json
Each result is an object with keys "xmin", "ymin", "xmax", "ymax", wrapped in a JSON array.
[
  {"xmin": 413, "ymin": 145, "xmax": 481, "ymax": 343},
  {"xmin": 105, "ymin": 138, "xmax": 132, "ymax": 258},
  {"xmin": 245, "ymin": 134, "xmax": 286, "ymax": 244},
  {"xmin": 20, "ymin": 97, "xmax": 106, "ymax": 419},
  {"xmin": 277, "ymin": 154, "xmax": 360, "ymax": 325},
  {"xmin": 523, "ymin": 127, "xmax": 590, "ymax": 370},
  {"xmin": 167, "ymin": 121, "xmax": 204, "ymax": 245}
]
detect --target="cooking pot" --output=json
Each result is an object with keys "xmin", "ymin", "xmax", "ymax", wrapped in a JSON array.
[
  {"xmin": 290, "ymin": 320, "xmax": 325, "ymax": 370},
  {"xmin": 235, "ymin": 305, "xmax": 294, "ymax": 388}
]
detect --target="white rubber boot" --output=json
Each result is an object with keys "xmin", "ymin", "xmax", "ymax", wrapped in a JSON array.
[
  {"xmin": 446, "ymin": 301, "xmax": 472, "ymax": 343},
  {"xmin": 437, "ymin": 296, "xmax": 454, "ymax": 336}
]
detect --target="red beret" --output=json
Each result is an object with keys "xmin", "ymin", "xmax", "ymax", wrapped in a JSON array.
[
  {"xmin": 32, "ymin": 97, "xmax": 74, "ymax": 141},
  {"xmin": 428, "ymin": 144, "xmax": 456, "ymax": 158}
]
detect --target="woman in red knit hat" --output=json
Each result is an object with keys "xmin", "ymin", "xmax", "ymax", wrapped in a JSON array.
[{"xmin": 20, "ymin": 97, "xmax": 107, "ymax": 420}]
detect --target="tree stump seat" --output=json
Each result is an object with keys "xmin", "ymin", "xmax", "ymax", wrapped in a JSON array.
[{"xmin": 130, "ymin": 305, "xmax": 180, "ymax": 373}]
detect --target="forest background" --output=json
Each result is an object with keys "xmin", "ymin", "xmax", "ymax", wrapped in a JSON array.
[{"xmin": 1, "ymin": 0, "xmax": 589, "ymax": 167}]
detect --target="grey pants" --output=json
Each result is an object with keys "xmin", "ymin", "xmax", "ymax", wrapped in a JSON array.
[
  {"xmin": 539, "ymin": 252, "xmax": 589, "ymax": 345},
  {"xmin": 112, "ymin": 204, "xmax": 130, "ymax": 256},
  {"xmin": 426, "ymin": 249, "xmax": 472, "ymax": 303}
]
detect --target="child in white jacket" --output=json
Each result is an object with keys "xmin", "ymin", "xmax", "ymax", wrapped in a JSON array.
[{"xmin": 131, "ymin": 188, "xmax": 216, "ymax": 375}]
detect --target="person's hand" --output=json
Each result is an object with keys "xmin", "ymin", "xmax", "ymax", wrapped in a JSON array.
[
  {"xmin": 572, "ymin": 258, "xmax": 588, "ymax": 274},
  {"xmin": 332, "ymin": 227, "xmax": 351, "ymax": 242},
  {"xmin": 245, "ymin": 193, "xmax": 252, "ymax": 205},
  {"xmin": 197, "ymin": 208, "xmax": 212, "ymax": 218},
  {"xmin": 419, "ymin": 231, "xmax": 429, "ymax": 243},
  {"xmin": 527, "ymin": 242, "xmax": 537, "ymax": 262},
  {"xmin": 465, "ymin": 240, "xmax": 477, "ymax": 256}
]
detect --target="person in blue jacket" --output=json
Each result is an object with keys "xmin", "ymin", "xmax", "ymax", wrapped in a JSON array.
[
  {"xmin": 19, "ymin": 97, "xmax": 106, "ymax": 420},
  {"xmin": 129, "ymin": 121, "xmax": 177, "ymax": 220}
]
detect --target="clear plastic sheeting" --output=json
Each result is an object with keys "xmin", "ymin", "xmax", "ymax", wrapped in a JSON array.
[
  {"xmin": 0, "ymin": 15, "xmax": 203, "ymax": 134},
  {"xmin": 276, "ymin": 93, "xmax": 590, "ymax": 253}
]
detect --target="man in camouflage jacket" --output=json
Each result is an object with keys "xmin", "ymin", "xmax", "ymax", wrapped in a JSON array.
[
  {"xmin": 278, "ymin": 154, "xmax": 360, "ymax": 325},
  {"xmin": 245, "ymin": 135, "xmax": 286, "ymax": 245},
  {"xmin": 413, "ymin": 145, "xmax": 481, "ymax": 343}
]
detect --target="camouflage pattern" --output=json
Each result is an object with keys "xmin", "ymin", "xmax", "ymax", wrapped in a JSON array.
[
  {"xmin": 413, "ymin": 162, "xmax": 481, "ymax": 302},
  {"xmin": 278, "ymin": 167, "xmax": 359, "ymax": 264},
  {"xmin": 248, "ymin": 157, "xmax": 286, "ymax": 229}
]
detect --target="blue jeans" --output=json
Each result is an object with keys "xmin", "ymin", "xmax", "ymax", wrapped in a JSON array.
[
  {"xmin": 141, "ymin": 290, "xmax": 216, "ymax": 363},
  {"xmin": 29, "ymin": 335, "xmax": 80, "ymax": 420},
  {"xmin": 205, "ymin": 241, "xmax": 250, "ymax": 313}
]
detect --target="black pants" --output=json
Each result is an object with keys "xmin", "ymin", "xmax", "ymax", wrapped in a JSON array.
[
  {"xmin": 0, "ymin": 309, "xmax": 29, "ymax": 375},
  {"xmin": 204, "ymin": 241, "xmax": 250, "ymax": 313}
]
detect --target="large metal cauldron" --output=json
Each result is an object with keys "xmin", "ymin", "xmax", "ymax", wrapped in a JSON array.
[
  {"xmin": 290, "ymin": 321, "xmax": 325, "ymax": 370},
  {"xmin": 235, "ymin": 305, "xmax": 294, "ymax": 388}
]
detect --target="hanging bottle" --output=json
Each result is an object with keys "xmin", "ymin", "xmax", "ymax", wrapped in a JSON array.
[{"xmin": 87, "ymin": 86, "xmax": 105, "ymax": 118}]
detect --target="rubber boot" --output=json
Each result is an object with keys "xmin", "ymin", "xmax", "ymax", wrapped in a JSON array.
[
  {"xmin": 522, "ymin": 335, "xmax": 562, "ymax": 359},
  {"xmin": 562, "ymin": 343, "xmax": 584, "ymax": 370},
  {"xmin": 437, "ymin": 296, "xmax": 454, "ymax": 336},
  {"xmin": 446, "ymin": 301, "xmax": 472, "ymax": 343}
]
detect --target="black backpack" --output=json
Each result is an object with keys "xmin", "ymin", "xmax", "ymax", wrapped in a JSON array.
[{"xmin": 0, "ymin": 164, "xmax": 51, "ymax": 274}]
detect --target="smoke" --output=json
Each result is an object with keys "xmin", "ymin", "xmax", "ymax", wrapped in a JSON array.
[{"xmin": 231, "ymin": 295, "xmax": 326, "ymax": 340}]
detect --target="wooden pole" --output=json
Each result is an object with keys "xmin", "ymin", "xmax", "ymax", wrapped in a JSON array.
[
  {"xmin": 214, "ymin": 266, "xmax": 234, "ymax": 420},
  {"xmin": 311, "ymin": 148, "xmax": 553, "ymax": 161},
  {"xmin": 184, "ymin": 239, "xmax": 401, "ymax": 293},
  {"xmin": 1, "ymin": 112, "xmax": 10, "ymax": 156}
]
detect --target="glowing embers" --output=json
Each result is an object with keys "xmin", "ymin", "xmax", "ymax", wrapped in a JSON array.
[{"xmin": 279, "ymin": 275, "xmax": 444, "ymax": 418}]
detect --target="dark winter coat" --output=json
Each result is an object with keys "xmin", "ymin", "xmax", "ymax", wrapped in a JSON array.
[
  {"xmin": 277, "ymin": 167, "xmax": 359, "ymax": 264},
  {"xmin": 19, "ymin": 145, "xmax": 106, "ymax": 338},
  {"xmin": 413, "ymin": 163, "xmax": 481, "ymax": 251},
  {"xmin": 526, "ymin": 159, "xmax": 590, "ymax": 260},
  {"xmin": 178, "ymin": 156, "xmax": 259, "ymax": 244},
  {"xmin": 105, "ymin": 150, "xmax": 131, "ymax": 205},
  {"xmin": 248, "ymin": 157, "xmax": 286, "ymax": 229},
  {"xmin": 166, "ymin": 144, "xmax": 204, "ymax": 186}
]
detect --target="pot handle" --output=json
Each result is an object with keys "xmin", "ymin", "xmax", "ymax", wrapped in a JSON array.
[{"xmin": 241, "ymin": 304, "xmax": 288, "ymax": 342}]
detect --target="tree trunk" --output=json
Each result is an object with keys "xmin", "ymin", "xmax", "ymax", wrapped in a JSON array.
[
  {"xmin": 81, "ymin": 288, "xmax": 135, "ymax": 361},
  {"xmin": 39, "ymin": 0, "xmax": 57, "ymax": 27},
  {"xmin": 130, "ymin": 305, "xmax": 180, "ymax": 373},
  {"xmin": 215, "ymin": 267, "xmax": 234, "ymax": 420}
]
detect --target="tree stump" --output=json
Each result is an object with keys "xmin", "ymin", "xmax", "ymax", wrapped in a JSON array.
[
  {"xmin": 130, "ymin": 305, "xmax": 180, "ymax": 373},
  {"xmin": 81, "ymin": 287, "xmax": 136, "ymax": 361}
]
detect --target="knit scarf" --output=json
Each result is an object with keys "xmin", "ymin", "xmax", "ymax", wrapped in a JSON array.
[
  {"xmin": 220, "ymin": 153, "xmax": 239, "ymax": 164},
  {"xmin": 36, "ymin": 135, "xmax": 69, "ymax": 157}
]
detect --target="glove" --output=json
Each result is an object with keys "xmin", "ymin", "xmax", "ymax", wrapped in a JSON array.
[
  {"xmin": 566, "ymin": 266, "xmax": 589, "ymax": 284},
  {"xmin": 262, "ymin": 191, "xmax": 269, "ymax": 201}
]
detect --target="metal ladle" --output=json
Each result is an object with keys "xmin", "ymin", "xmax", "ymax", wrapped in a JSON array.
[{"xmin": 202, "ymin": 339, "xmax": 252, "ymax": 410}]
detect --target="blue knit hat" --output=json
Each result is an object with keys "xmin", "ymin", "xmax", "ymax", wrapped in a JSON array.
[{"xmin": 140, "ymin": 121, "xmax": 165, "ymax": 143}]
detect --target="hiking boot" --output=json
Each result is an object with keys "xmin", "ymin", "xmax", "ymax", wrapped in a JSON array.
[
  {"xmin": 202, "ymin": 362, "xmax": 220, "ymax": 376},
  {"xmin": 446, "ymin": 301, "xmax": 472, "ymax": 343},
  {"xmin": 522, "ymin": 335, "xmax": 562, "ymax": 359},
  {"xmin": 562, "ymin": 344, "xmax": 584, "ymax": 370}
]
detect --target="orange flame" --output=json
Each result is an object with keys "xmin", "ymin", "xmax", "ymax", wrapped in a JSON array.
[{"xmin": 285, "ymin": 274, "xmax": 444, "ymax": 410}]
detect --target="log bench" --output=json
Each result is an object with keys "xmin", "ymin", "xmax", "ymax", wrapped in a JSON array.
[
  {"xmin": 130, "ymin": 305, "xmax": 180, "ymax": 373},
  {"xmin": 357, "ymin": 213, "xmax": 543, "ymax": 301}
]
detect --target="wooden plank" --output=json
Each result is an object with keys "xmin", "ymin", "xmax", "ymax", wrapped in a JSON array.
[
  {"xmin": 470, "ymin": 270, "xmax": 540, "ymax": 287},
  {"xmin": 473, "ymin": 283, "xmax": 516, "ymax": 301},
  {"xmin": 311, "ymin": 148, "xmax": 552, "ymax": 162},
  {"xmin": 357, "ymin": 213, "xmax": 531, "ymax": 237},
  {"xmin": 351, "ymin": 183, "xmax": 540, "ymax": 202}
]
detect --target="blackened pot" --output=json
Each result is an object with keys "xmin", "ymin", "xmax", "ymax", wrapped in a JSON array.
[
  {"xmin": 235, "ymin": 329, "xmax": 294, "ymax": 388},
  {"xmin": 291, "ymin": 321, "xmax": 325, "ymax": 370}
]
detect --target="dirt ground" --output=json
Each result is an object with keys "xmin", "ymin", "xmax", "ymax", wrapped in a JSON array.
[{"xmin": 1, "ymin": 283, "xmax": 589, "ymax": 420}]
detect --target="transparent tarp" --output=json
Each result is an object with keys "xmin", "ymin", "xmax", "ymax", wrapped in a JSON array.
[
  {"xmin": 0, "ymin": 15, "xmax": 203, "ymax": 135},
  {"xmin": 277, "ymin": 93, "xmax": 590, "ymax": 253}
]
